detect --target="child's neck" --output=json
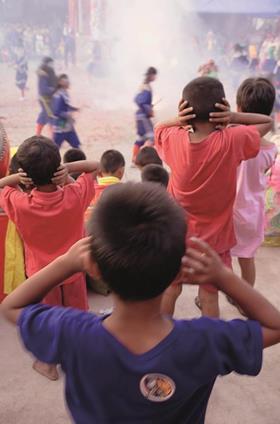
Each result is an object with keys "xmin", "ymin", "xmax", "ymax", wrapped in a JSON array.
[
  {"xmin": 103, "ymin": 295, "xmax": 173, "ymax": 355},
  {"xmin": 36, "ymin": 183, "xmax": 58, "ymax": 193},
  {"xmin": 189, "ymin": 122, "xmax": 217, "ymax": 143}
]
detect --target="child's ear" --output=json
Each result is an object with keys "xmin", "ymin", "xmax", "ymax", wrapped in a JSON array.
[{"xmin": 84, "ymin": 252, "xmax": 101, "ymax": 279}]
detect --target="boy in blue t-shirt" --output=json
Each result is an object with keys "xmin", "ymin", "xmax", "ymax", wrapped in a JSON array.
[{"xmin": 2, "ymin": 182, "xmax": 280, "ymax": 424}]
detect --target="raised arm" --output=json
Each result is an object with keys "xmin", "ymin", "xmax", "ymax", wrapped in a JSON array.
[
  {"xmin": 230, "ymin": 112, "xmax": 273, "ymax": 137},
  {"xmin": 65, "ymin": 160, "xmax": 99, "ymax": 175},
  {"xmin": 181, "ymin": 238, "xmax": 280, "ymax": 348},
  {"xmin": 155, "ymin": 101, "xmax": 196, "ymax": 129},
  {"xmin": 1, "ymin": 238, "xmax": 91, "ymax": 324},
  {"xmin": 209, "ymin": 100, "xmax": 273, "ymax": 137},
  {"xmin": 0, "ymin": 171, "xmax": 32, "ymax": 189}
]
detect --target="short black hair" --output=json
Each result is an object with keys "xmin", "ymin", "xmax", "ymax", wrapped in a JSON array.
[
  {"xmin": 146, "ymin": 66, "xmax": 157, "ymax": 76},
  {"xmin": 17, "ymin": 136, "xmax": 61, "ymax": 186},
  {"xmin": 141, "ymin": 164, "xmax": 169, "ymax": 188},
  {"xmin": 57, "ymin": 73, "xmax": 69, "ymax": 89},
  {"xmin": 88, "ymin": 182, "xmax": 186, "ymax": 301},
  {"xmin": 100, "ymin": 150, "xmax": 125, "ymax": 174},
  {"xmin": 237, "ymin": 77, "xmax": 275, "ymax": 115},
  {"xmin": 135, "ymin": 147, "xmax": 162, "ymax": 168},
  {"xmin": 182, "ymin": 77, "xmax": 225, "ymax": 121},
  {"xmin": 63, "ymin": 148, "xmax": 86, "ymax": 163}
]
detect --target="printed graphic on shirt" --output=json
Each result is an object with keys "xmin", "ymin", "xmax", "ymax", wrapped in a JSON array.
[{"xmin": 140, "ymin": 373, "xmax": 176, "ymax": 402}]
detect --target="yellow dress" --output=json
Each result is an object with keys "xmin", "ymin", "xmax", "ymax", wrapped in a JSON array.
[{"xmin": 4, "ymin": 220, "xmax": 25, "ymax": 294}]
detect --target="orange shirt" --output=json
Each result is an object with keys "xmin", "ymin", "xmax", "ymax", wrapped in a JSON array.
[
  {"xmin": 0, "ymin": 173, "xmax": 95, "ymax": 281},
  {"xmin": 155, "ymin": 125, "xmax": 260, "ymax": 252}
]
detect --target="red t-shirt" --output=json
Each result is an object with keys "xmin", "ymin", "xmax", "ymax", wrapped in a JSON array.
[
  {"xmin": 0, "ymin": 173, "xmax": 95, "ymax": 281},
  {"xmin": 155, "ymin": 125, "xmax": 260, "ymax": 252}
]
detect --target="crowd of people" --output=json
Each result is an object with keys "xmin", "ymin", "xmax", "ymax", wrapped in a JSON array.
[{"xmin": 1, "ymin": 52, "xmax": 280, "ymax": 421}]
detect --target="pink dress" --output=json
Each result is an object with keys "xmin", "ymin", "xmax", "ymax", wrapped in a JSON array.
[{"xmin": 232, "ymin": 144, "xmax": 277, "ymax": 258}]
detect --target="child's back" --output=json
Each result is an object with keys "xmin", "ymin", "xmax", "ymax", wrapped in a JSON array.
[
  {"xmin": 16, "ymin": 183, "xmax": 263, "ymax": 424},
  {"xmin": 156, "ymin": 122, "xmax": 259, "ymax": 252},
  {"xmin": 156, "ymin": 77, "xmax": 273, "ymax": 316},
  {"xmin": 232, "ymin": 78, "xmax": 277, "ymax": 259},
  {"xmin": 233, "ymin": 144, "xmax": 277, "ymax": 256},
  {"xmin": 0, "ymin": 137, "xmax": 95, "ymax": 279},
  {"xmin": 85, "ymin": 149, "xmax": 125, "ymax": 223},
  {"xmin": 156, "ymin": 77, "xmax": 272, "ymax": 254}
]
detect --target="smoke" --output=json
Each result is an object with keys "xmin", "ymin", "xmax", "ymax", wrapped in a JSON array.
[{"xmin": 101, "ymin": 0, "xmax": 208, "ymax": 114}]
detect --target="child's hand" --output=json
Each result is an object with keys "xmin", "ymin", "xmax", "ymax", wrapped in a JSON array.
[
  {"xmin": 64, "ymin": 237, "xmax": 92, "ymax": 273},
  {"xmin": 178, "ymin": 100, "xmax": 196, "ymax": 126},
  {"xmin": 52, "ymin": 165, "xmax": 68, "ymax": 186},
  {"xmin": 18, "ymin": 169, "xmax": 33, "ymax": 187},
  {"xmin": 209, "ymin": 98, "xmax": 231, "ymax": 129},
  {"xmin": 181, "ymin": 237, "xmax": 229, "ymax": 286}
]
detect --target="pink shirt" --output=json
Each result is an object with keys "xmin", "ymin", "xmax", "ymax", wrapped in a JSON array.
[
  {"xmin": 155, "ymin": 125, "xmax": 260, "ymax": 253},
  {"xmin": 0, "ymin": 173, "xmax": 95, "ymax": 281},
  {"xmin": 232, "ymin": 144, "xmax": 277, "ymax": 257}
]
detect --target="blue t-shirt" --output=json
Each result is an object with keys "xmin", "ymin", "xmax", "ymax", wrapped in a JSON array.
[{"xmin": 18, "ymin": 304, "xmax": 262, "ymax": 424}]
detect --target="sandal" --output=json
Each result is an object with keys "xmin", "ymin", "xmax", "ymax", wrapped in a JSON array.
[
  {"xmin": 226, "ymin": 295, "xmax": 246, "ymax": 317},
  {"xmin": 194, "ymin": 296, "xmax": 202, "ymax": 311}
]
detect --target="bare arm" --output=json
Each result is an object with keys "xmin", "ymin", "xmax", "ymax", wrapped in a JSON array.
[
  {"xmin": 64, "ymin": 160, "xmax": 99, "ymax": 175},
  {"xmin": 209, "ymin": 100, "xmax": 273, "ymax": 136},
  {"xmin": 0, "ymin": 172, "xmax": 32, "ymax": 189},
  {"xmin": 155, "ymin": 101, "xmax": 195, "ymax": 129},
  {"xmin": 1, "ymin": 238, "xmax": 91, "ymax": 324},
  {"xmin": 182, "ymin": 238, "xmax": 280, "ymax": 348},
  {"xmin": 0, "ymin": 174, "xmax": 20, "ymax": 189},
  {"xmin": 230, "ymin": 112, "xmax": 273, "ymax": 137}
]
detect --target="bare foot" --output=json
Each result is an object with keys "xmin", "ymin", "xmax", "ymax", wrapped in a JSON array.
[{"xmin": 33, "ymin": 360, "xmax": 59, "ymax": 381}]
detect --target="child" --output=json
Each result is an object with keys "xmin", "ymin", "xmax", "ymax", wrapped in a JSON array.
[
  {"xmin": 84, "ymin": 149, "xmax": 125, "ymax": 296},
  {"xmin": 2, "ymin": 182, "xmax": 280, "ymax": 423},
  {"xmin": 155, "ymin": 76, "xmax": 273, "ymax": 317},
  {"xmin": 231, "ymin": 78, "xmax": 277, "ymax": 293},
  {"xmin": 52, "ymin": 74, "xmax": 81, "ymax": 149},
  {"xmin": 0, "ymin": 135, "xmax": 98, "ymax": 380},
  {"xmin": 141, "ymin": 164, "xmax": 169, "ymax": 188},
  {"xmin": 63, "ymin": 148, "xmax": 87, "ymax": 180},
  {"xmin": 132, "ymin": 67, "xmax": 158, "ymax": 164},
  {"xmin": 85, "ymin": 149, "xmax": 125, "ymax": 221},
  {"xmin": 135, "ymin": 146, "xmax": 163, "ymax": 169}
]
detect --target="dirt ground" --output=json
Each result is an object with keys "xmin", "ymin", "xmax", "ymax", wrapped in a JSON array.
[{"xmin": 0, "ymin": 63, "xmax": 280, "ymax": 424}]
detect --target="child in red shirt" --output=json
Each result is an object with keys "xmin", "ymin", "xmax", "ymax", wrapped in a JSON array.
[
  {"xmin": 155, "ymin": 77, "xmax": 273, "ymax": 318},
  {"xmin": 0, "ymin": 135, "xmax": 98, "ymax": 380},
  {"xmin": 85, "ymin": 149, "xmax": 125, "ymax": 224}
]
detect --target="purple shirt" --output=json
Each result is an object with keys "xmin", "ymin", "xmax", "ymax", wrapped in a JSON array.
[{"xmin": 18, "ymin": 304, "xmax": 262, "ymax": 424}]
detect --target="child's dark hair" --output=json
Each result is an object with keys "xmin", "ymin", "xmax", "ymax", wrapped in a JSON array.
[
  {"xmin": 57, "ymin": 73, "xmax": 69, "ymax": 89},
  {"xmin": 63, "ymin": 148, "xmax": 86, "ymax": 163},
  {"xmin": 141, "ymin": 164, "xmax": 169, "ymax": 188},
  {"xmin": 88, "ymin": 182, "xmax": 186, "ymax": 301},
  {"xmin": 182, "ymin": 77, "xmax": 225, "ymax": 121},
  {"xmin": 135, "ymin": 147, "xmax": 162, "ymax": 168},
  {"xmin": 16, "ymin": 136, "xmax": 60, "ymax": 186},
  {"xmin": 237, "ymin": 77, "xmax": 275, "ymax": 116},
  {"xmin": 100, "ymin": 150, "xmax": 125, "ymax": 174}
]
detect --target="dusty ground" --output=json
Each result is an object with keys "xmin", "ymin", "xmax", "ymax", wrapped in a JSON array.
[{"xmin": 0, "ymin": 63, "xmax": 280, "ymax": 424}]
